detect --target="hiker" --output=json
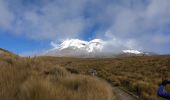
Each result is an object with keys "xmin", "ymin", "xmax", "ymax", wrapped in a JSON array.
[
  {"xmin": 157, "ymin": 80, "xmax": 170, "ymax": 99},
  {"xmin": 89, "ymin": 69, "xmax": 97, "ymax": 76}
]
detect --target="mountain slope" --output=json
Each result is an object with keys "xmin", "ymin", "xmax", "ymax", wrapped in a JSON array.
[
  {"xmin": 45, "ymin": 39, "xmax": 105, "ymax": 57},
  {"xmin": 0, "ymin": 48, "xmax": 17, "ymax": 57},
  {"xmin": 57, "ymin": 39, "xmax": 105, "ymax": 53},
  {"xmin": 44, "ymin": 39, "xmax": 147, "ymax": 57}
]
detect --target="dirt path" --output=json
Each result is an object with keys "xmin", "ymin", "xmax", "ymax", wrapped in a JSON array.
[{"xmin": 112, "ymin": 86, "xmax": 139, "ymax": 100}]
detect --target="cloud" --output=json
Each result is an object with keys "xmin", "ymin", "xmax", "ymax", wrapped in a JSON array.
[
  {"xmin": 0, "ymin": 0, "xmax": 170, "ymax": 53},
  {"xmin": 98, "ymin": 0, "xmax": 170, "ymax": 53},
  {"xmin": 100, "ymin": 31, "xmax": 140, "ymax": 53},
  {"xmin": 0, "ymin": 0, "xmax": 14, "ymax": 29},
  {"xmin": 0, "ymin": 0, "xmax": 89, "ymax": 40},
  {"xmin": 104, "ymin": 0, "xmax": 170, "ymax": 37},
  {"xmin": 50, "ymin": 37, "xmax": 139, "ymax": 55}
]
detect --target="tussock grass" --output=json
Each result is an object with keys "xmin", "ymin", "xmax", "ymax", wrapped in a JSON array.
[
  {"xmin": 17, "ymin": 75, "xmax": 113, "ymax": 100},
  {"xmin": 1, "ymin": 49, "xmax": 169, "ymax": 100},
  {"xmin": 38, "ymin": 55, "xmax": 170, "ymax": 100},
  {"xmin": 0, "ymin": 56, "xmax": 114, "ymax": 100}
]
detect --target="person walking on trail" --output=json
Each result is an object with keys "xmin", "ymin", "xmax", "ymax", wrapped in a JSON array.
[
  {"xmin": 157, "ymin": 80, "xmax": 170, "ymax": 99},
  {"xmin": 89, "ymin": 69, "xmax": 97, "ymax": 76}
]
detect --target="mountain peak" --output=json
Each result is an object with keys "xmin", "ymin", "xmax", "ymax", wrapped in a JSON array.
[
  {"xmin": 56, "ymin": 39, "xmax": 105, "ymax": 53},
  {"xmin": 122, "ymin": 50, "xmax": 142, "ymax": 54},
  {"xmin": 44, "ymin": 39, "xmax": 147, "ymax": 57},
  {"xmin": 59, "ymin": 39, "xmax": 88, "ymax": 50}
]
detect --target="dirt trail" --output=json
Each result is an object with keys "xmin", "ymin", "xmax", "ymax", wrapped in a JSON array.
[{"xmin": 112, "ymin": 86, "xmax": 139, "ymax": 100}]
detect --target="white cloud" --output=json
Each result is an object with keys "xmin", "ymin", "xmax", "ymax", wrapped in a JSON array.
[
  {"xmin": 101, "ymin": 0, "xmax": 170, "ymax": 53},
  {"xmin": 0, "ymin": 0, "xmax": 14, "ymax": 29},
  {"xmin": 101, "ymin": 31, "xmax": 140, "ymax": 53},
  {"xmin": 0, "ymin": 0, "xmax": 170, "ymax": 53}
]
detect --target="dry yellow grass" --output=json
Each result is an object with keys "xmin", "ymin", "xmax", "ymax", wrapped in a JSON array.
[
  {"xmin": 38, "ymin": 55, "xmax": 170, "ymax": 100},
  {"xmin": 17, "ymin": 75, "xmax": 113, "ymax": 100},
  {"xmin": 1, "ymin": 48, "xmax": 170, "ymax": 100},
  {"xmin": 0, "ymin": 55, "xmax": 114, "ymax": 100}
]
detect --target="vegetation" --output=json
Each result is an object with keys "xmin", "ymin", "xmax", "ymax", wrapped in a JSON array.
[
  {"xmin": 0, "ymin": 48, "xmax": 17, "ymax": 57},
  {"xmin": 38, "ymin": 55, "xmax": 170, "ymax": 100},
  {"xmin": 0, "ymin": 54, "xmax": 114, "ymax": 100},
  {"xmin": 1, "ymin": 48, "xmax": 170, "ymax": 100}
]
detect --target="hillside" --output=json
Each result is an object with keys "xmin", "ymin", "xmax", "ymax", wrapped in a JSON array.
[
  {"xmin": 0, "ymin": 48, "xmax": 17, "ymax": 57},
  {"xmin": 0, "ymin": 50, "xmax": 114, "ymax": 100},
  {"xmin": 44, "ymin": 39, "xmax": 146, "ymax": 57},
  {"xmin": 38, "ymin": 55, "xmax": 170, "ymax": 100},
  {"xmin": 0, "ymin": 48, "xmax": 170, "ymax": 100}
]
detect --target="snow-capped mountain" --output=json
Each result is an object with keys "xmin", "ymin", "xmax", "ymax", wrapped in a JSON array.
[
  {"xmin": 44, "ymin": 39, "xmax": 146, "ymax": 57},
  {"xmin": 57, "ymin": 39, "xmax": 105, "ymax": 53},
  {"xmin": 122, "ymin": 50, "xmax": 142, "ymax": 54}
]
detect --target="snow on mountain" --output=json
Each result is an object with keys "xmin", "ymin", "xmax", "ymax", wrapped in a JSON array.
[
  {"xmin": 87, "ymin": 39, "xmax": 105, "ymax": 52},
  {"xmin": 59, "ymin": 39, "xmax": 88, "ymax": 50},
  {"xmin": 55, "ymin": 39, "xmax": 105, "ymax": 53},
  {"xmin": 44, "ymin": 39, "xmax": 144, "ymax": 57},
  {"xmin": 122, "ymin": 50, "xmax": 142, "ymax": 54}
]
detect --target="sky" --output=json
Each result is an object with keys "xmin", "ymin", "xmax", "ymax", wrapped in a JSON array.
[{"xmin": 0, "ymin": 0, "xmax": 170, "ymax": 55}]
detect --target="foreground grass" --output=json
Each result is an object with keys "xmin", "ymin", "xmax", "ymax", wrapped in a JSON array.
[
  {"xmin": 38, "ymin": 55, "xmax": 170, "ymax": 100},
  {"xmin": 1, "ymin": 49, "xmax": 170, "ymax": 100},
  {"xmin": 0, "ymin": 56, "xmax": 114, "ymax": 100}
]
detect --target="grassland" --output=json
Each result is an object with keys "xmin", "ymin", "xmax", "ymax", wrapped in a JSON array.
[
  {"xmin": 37, "ymin": 55, "xmax": 170, "ymax": 100},
  {"xmin": 0, "ymin": 55, "xmax": 114, "ymax": 100},
  {"xmin": 0, "ymin": 47, "xmax": 170, "ymax": 100}
]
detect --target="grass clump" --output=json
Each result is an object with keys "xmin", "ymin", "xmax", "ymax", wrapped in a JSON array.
[
  {"xmin": 17, "ymin": 75, "xmax": 113, "ymax": 100},
  {"xmin": 0, "ymin": 56, "xmax": 114, "ymax": 100},
  {"xmin": 39, "ymin": 55, "xmax": 170, "ymax": 100}
]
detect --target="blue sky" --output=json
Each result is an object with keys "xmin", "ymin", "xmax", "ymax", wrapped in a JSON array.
[
  {"xmin": 0, "ymin": 29, "xmax": 51, "ymax": 55},
  {"xmin": 0, "ymin": 0, "xmax": 170, "ymax": 55}
]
